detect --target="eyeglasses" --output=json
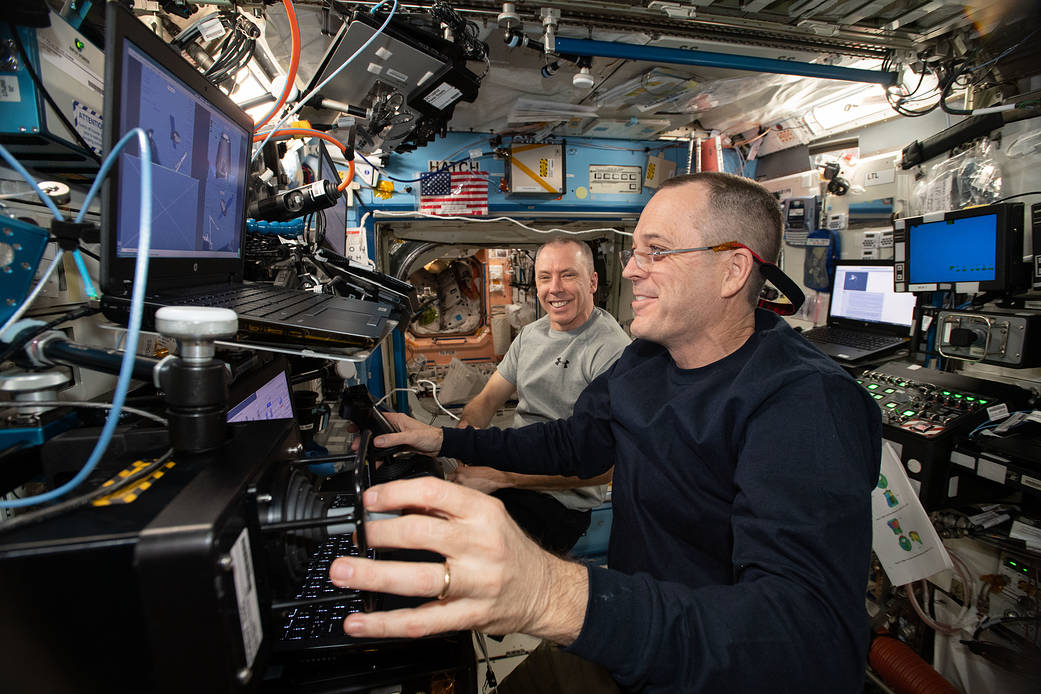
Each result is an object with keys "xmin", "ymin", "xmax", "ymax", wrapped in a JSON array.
[{"xmin": 619, "ymin": 241, "xmax": 765, "ymax": 271}]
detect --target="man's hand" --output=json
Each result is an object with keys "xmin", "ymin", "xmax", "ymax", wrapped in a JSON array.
[
  {"xmin": 351, "ymin": 411, "xmax": 444, "ymax": 456},
  {"xmin": 329, "ymin": 477, "xmax": 588, "ymax": 644},
  {"xmin": 449, "ymin": 463, "xmax": 510, "ymax": 494}
]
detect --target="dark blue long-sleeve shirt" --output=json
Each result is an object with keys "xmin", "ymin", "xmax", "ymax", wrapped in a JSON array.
[{"xmin": 441, "ymin": 309, "xmax": 881, "ymax": 693}]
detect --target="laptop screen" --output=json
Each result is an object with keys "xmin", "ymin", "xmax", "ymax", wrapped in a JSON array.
[
  {"xmin": 830, "ymin": 264, "xmax": 916, "ymax": 328},
  {"xmin": 227, "ymin": 369, "xmax": 294, "ymax": 423},
  {"xmin": 317, "ymin": 145, "xmax": 348, "ymax": 254},
  {"xmin": 115, "ymin": 40, "xmax": 249, "ymax": 260}
]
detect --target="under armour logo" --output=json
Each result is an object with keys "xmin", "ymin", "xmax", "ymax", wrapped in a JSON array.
[{"xmin": 554, "ymin": 357, "xmax": 570, "ymax": 368}]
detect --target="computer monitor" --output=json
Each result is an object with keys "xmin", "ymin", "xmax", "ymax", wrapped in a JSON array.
[
  {"xmin": 893, "ymin": 203, "xmax": 1026, "ymax": 293},
  {"xmin": 101, "ymin": 3, "xmax": 254, "ymax": 291}
]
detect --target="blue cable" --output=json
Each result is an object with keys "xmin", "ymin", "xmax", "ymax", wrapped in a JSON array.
[
  {"xmin": 252, "ymin": 0, "xmax": 398, "ymax": 161},
  {"xmin": 0, "ymin": 144, "xmax": 98, "ymax": 302},
  {"xmin": 0, "ymin": 143, "xmax": 64, "ymax": 221},
  {"xmin": 253, "ymin": 0, "xmax": 298, "ymax": 128},
  {"xmin": 71, "ymin": 249, "xmax": 99, "ymax": 299},
  {"xmin": 969, "ymin": 410, "xmax": 1030, "ymax": 439},
  {"xmin": 1, "ymin": 127, "xmax": 153, "ymax": 509}
]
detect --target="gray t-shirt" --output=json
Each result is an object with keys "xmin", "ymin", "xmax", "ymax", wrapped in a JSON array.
[{"xmin": 497, "ymin": 307, "xmax": 630, "ymax": 510}]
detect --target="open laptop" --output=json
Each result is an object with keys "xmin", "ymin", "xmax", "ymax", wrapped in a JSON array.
[
  {"xmin": 98, "ymin": 4, "xmax": 395, "ymax": 355},
  {"xmin": 803, "ymin": 260, "xmax": 917, "ymax": 362}
]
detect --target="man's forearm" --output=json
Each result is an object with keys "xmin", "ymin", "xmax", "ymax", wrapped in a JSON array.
[
  {"xmin": 500, "ymin": 469, "xmax": 612, "ymax": 490},
  {"xmin": 459, "ymin": 397, "xmax": 497, "ymax": 429}
]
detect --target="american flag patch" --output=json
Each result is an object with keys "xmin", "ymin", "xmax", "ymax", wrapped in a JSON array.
[{"xmin": 418, "ymin": 170, "xmax": 489, "ymax": 216}]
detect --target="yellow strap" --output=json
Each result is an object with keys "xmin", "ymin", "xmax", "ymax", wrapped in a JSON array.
[{"xmin": 510, "ymin": 157, "xmax": 557, "ymax": 194}]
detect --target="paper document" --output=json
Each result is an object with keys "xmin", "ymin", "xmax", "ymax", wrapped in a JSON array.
[{"xmin": 872, "ymin": 442, "xmax": 953, "ymax": 586}]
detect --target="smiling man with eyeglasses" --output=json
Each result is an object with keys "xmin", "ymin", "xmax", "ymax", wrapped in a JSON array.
[{"xmin": 331, "ymin": 173, "xmax": 881, "ymax": 694}]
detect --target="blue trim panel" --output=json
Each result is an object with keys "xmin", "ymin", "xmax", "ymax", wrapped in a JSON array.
[{"xmin": 554, "ymin": 38, "xmax": 899, "ymax": 87}]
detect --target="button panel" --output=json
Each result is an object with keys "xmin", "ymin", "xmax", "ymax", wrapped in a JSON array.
[{"xmin": 858, "ymin": 369, "xmax": 1001, "ymax": 438}]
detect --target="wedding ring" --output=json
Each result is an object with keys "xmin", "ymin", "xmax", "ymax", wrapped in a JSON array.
[{"xmin": 437, "ymin": 561, "xmax": 451, "ymax": 600}]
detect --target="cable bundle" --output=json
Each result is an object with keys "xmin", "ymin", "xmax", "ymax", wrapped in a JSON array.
[
  {"xmin": 882, "ymin": 26, "xmax": 1041, "ymax": 118},
  {"xmin": 202, "ymin": 13, "xmax": 261, "ymax": 87},
  {"xmin": 429, "ymin": 1, "xmax": 488, "ymax": 62}
]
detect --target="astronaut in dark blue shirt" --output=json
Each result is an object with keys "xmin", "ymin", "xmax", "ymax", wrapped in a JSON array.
[{"xmin": 331, "ymin": 173, "xmax": 881, "ymax": 693}]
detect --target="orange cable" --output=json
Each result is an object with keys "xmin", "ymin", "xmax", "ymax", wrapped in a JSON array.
[
  {"xmin": 337, "ymin": 159, "xmax": 355, "ymax": 191},
  {"xmin": 254, "ymin": 0, "xmax": 300, "ymax": 131},
  {"xmin": 252, "ymin": 128, "xmax": 355, "ymax": 191}
]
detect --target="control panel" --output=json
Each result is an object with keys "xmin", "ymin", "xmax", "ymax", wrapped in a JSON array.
[
  {"xmin": 857, "ymin": 369, "xmax": 1000, "ymax": 438},
  {"xmin": 856, "ymin": 361, "xmax": 1031, "ymax": 510}
]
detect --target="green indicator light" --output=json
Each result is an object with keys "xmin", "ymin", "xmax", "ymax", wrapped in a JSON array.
[
  {"xmin": 942, "ymin": 390, "xmax": 951, "ymax": 395},
  {"xmin": 886, "ymin": 403, "xmax": 897, "ymax": 409},
  {"xmin": 902, "ymin": 410, "xmax": 916, "ymax": 416},
  {"xmin": 867, "ymin": 384, "xmax": 879, "ymax": 390},
  {"xmin": 966, "ymin": 396, "xmax": 975, "ymax": 402},
  {"xmin": 953, "ymin": 393, "xmax": 963, "ymax": 399},
  {"xmin": 978, "ymin": 399, "xmax": 988, "ymax": 405},
  {"xmin": 898, "ymin": 381, "xmax": 908, "ymax": 387},
  {"xmin": 856, "ymin": 380, "xmax": 862, "ymax": 384},
  {"xmin": 883, "ymin": 388, "xmax": 895, "ymax": 394},
  {"xmin": 1010, "ymin": 561, "xmax": 1017, "ymax": 567},
  {"xmin": 75, "ymin": 39, "xmax": 85, "ymax": 51},
  {"xmin": 873, "ymin": 394, "xmax": 883, "ymax": 400}
]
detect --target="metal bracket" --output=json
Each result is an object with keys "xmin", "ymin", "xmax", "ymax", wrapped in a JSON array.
[{"xmin": 648, "ymin": 2, "xmax": 696, "ymax": 20}]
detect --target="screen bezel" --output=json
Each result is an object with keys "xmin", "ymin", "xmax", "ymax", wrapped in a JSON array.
[
  {"xmin": 902, "ymin": 204, "xmax": 1014, "ymax": 293},
  {"xmin": 101, "ymin": 3, "xmax": 255, "ymax": 294},
  {"xmin": 316, "ymin": 141, "xmax": 348, "ymax": 254}
]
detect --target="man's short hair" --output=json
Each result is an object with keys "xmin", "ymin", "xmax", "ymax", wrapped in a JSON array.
[
  {"xmin": 535, "ymin": 238, "xmax": 595, "ymax": 277},
  {"xmin": 660, "ymin": 173, "xmax": 783, "ymax": 304}
]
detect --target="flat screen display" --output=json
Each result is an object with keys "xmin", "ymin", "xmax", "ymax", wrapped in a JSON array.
[
  {"xmin": 907, "ymin": 213, "xmax": 997, "ymax": 284},
  {"xmin": 318, "ymin": 148, "xmax": 348, "ymax": 254},
  {"xmin": 227, "ymin": 370, "xmax": 294, "ymax": 422},
  {"xmin": 116, "ymin": 40, "xmax": 249, "ymax": 259}
]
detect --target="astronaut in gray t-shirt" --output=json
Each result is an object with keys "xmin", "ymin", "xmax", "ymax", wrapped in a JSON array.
[{"xmin": 451, "ymin": 239, "xmax": 630, "ymax": 553}]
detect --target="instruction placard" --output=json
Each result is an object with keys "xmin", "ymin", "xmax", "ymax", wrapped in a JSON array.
[{"xmin": 872, "ymin": 442, "xmax": 953, "ymax": 585}]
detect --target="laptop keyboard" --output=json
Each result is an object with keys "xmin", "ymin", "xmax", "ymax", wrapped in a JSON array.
[
  {"xmin": 155, "ymin": 285, "xmax": 334, "ymax": 320},
  {"xmin": 280, "ymin": 527, "xmax": 372, "ymax": 644},
  {"xmin": 805, "ymin": 327, "xmax": 903, "ymax": 350}
]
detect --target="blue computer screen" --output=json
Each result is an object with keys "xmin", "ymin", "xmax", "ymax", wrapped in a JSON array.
[
  {"xmin": 116, "ymin": 40, "xmax": 248, "ymax": 259},
  {"xmin": 907, "ymin": 213, "xmax": 997, "ymax": 284}
]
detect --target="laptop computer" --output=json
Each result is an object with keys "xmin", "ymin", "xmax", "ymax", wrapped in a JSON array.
[
  {"xmin": 98, "ymin": 4, "xmax": 395, "ymax": 355},
  {"xmin": 803, "ymin": 260, "xmax": 917, "ymax": 362}
]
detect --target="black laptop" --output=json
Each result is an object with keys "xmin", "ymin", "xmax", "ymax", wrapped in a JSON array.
[
  {"xmin": 803, "ymin": 260, "xmax": 917, "ymax": 362},
  {"xmin": 98, "ymin": 4, "xmax": 394, "ymax": 354}
]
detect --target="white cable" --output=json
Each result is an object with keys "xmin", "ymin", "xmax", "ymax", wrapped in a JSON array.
[
  {"xmin": 971, "ymin": 103, "xmax": 1017, "ymax": 115},
  {"xmin": 417, "ymin": 378, "xmax": 460, "ymax": 421},
  {"xmin": 372, "ymin": 384, "xmax": 458, "ymax": 424},
  {"xmin": 252, "ymin": 0, "xmax": 398, "ymax": 161},
  {"xmin": 3, "ymin": 400, "xmax": 168, "ymax": 425},
  {"xmin": 374, "ymin": 387, "xmax": 418, "ymax": 408},
  {"xmin": 907, "ymin": 547, "xmax": 977, "ymax": 635},
  {"xmin": 372, "ymin": 209, "xmax": 633, "ymax": 238}
]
